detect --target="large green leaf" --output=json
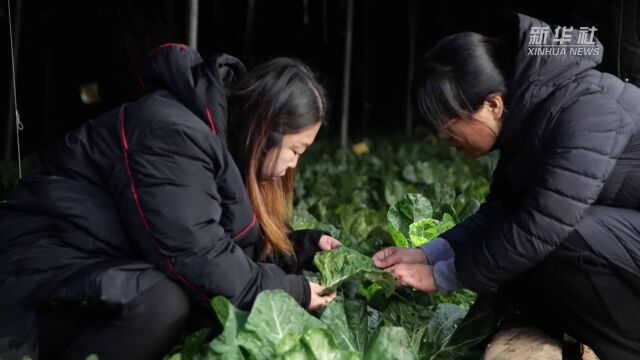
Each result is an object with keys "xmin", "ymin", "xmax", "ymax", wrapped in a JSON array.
[
  {"xmin": 209, "ymin": 296, "xmax": 249, "ymax": 359},
  {"xmin": 344, "ymin": 298, "xmax": 369, "ymax": 352},
  {"xmin": 275, "ymin": 333, "xmax": 306, "ymax": 359},
  {"xmin": 237, "ymin": 290, "xmax": 326, "ymax": 359},
  {"xmin": 320, "ymin": 297, "xmax": 359, "ymax": 352},
  {"xmin": 425, "ymin": 295, "xmax": 498, "ymax": 359},
  {"xmin": 313, "ymin": 247, "xmax": 395, "ymax": 297},
  {"xmin": 420, "ymin": 304, "xmax": 468, "ymax": 359},
  {"xmin": 408, "ymin": 212, "xmax": 456, "ymax": 247},
  {"xmin": 427, "ymin": 304, "xmax": 468, "ymax": 344},
  {"xmin": 386, "ymin": 194, "xmax": 433, "ymax": 248},
  {"xmin": 276, "ymin": 328, "xmax": 363, "ymax": 360},
  {"xmin": 304, "ymin": 328, "xmax": 363, "ymax": 360},
  {"xmin": 364, "ymin": 327, "xmax": 415, "ymax": 360},
  {"xmin": 382, "ymin": 299, "xmax": 433, "ymax": 357},
  {"xmin": 408, "ymin": 219, "xmax": 442, "ymax": 247}
]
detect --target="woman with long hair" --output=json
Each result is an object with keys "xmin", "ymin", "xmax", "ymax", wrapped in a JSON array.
[
  {"xmin": 374, "ymin": 14, "xmax": 640, "ymax": 359},
  {"xmin": 0, "ymin": 44, "xmax": 340, "ymax": 359}
]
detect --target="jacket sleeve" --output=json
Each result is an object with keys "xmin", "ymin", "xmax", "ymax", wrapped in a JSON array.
[
  {"xmin": 118, "ymin": 122, "xmax": 309, "ymax": 310},
  {"xmin": 438, "ymin": 157, "xmax": 508, "ymax": 248},
  {"xmin": 452, "ymin": 97, "xmax": 636, "ymax": 292},
  {"xmin": 290, "ymin": 229, "xmax": 329, "ymax": 272},
  {"xmin": 270, "ymin": 228, "xmax": 328, "ymax": 274}
]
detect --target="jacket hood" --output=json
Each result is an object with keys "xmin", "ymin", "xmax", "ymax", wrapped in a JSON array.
[
  {"xmin": 494, "ymin": 14, "xmax": 603, "ymax": 151},
  {"xmin": 141, "ymin": 43, "xmax": 246, "ymax": 137}
]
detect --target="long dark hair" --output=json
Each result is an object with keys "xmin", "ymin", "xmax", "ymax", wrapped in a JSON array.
[
  {"xmin": 228, "ymin": 58, "xmax": 327, "ymax": 258},
  {"xmin": 413, "ymin": 32, "xmax": 514, "ymax": 131}
]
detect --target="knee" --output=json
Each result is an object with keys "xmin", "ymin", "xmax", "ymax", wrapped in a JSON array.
[
  {"xmin": 534, "ymin": 231, "xmax": 589, "ymax": 279},
  {"xmin": 126, "ymin": 278, "xmax": 191, "ymax": 330}
]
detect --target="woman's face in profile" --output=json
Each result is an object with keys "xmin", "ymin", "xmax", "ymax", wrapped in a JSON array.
[
  {"xmin": 261, "ymin": 121, "xmax": 322, "ymax": 181},
  {"xmin": 437, "ymin": 94, "xmax": 504, "ymax": 158}
]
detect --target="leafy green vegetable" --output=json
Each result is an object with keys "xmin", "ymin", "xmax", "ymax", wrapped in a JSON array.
[
  {"xmin": 304, "ymin": 328, "xmax": 363, "ymax": 360},
  {"xmin": 420, "ymin": 304, "xmax": 468, "ymax": 359},
  {"xmin": 343, "ymin": 298, "xmax": 369, "ymax": 353},
  {"xmin": 425, "ymin": 295, "xmax": 498, "ymax": 359},
  {"xmin": 364, "ymin": 327, "xmax": 415, "ymax": 360},
  {"xmin": 237, "ymin": 290, "xmax": 326, "ymax": 359},
  {"xmin": 408, "ymin": 213, "xmax": 456, "ymax": 247},
  {"xmin": 387, "ymin": 194, "xmax": 433, "ymax": 247},
  {"xmin": 275, "ymin": 333, "xmax": 306, "ymax": 358},
  {"xmin": 408, "ymin": 219, "xmax": 442, "ymax": 247},
  {"xmin": 276, "ymin": 328, "xmax": 363, "ymax": 360},
  {"xmin": 382, "ymin": 299, "xmax": 434, "ymax": 357},
  {"xmin": 320, "ymin": 297, "xmax": 359, "ymax": 352},
  {"xmin": 209, "ymin": 296, "xmax": 249, "ymax": 359},
  {"xmin": 313, "ymin": 247, "xmax": 395, "ymax": 297}
]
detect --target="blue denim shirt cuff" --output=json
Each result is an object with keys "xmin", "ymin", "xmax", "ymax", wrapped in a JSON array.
[
  {"xmin": 433, "ymin": 258, "xmax": 461, "ymax": 295},
  {"xmin": 419, "ymin": 237, "xmax": 454, "ymax": 265}
]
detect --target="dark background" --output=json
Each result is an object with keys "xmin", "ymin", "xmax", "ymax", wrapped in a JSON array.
[{"xmin": 0, "ymin": 0, "xmax": 635, "ymax": 161}]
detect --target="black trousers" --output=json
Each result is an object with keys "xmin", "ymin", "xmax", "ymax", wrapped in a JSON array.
[
  {"xmin": 499, "ymin": 231, "xmax": 640, "ymax": 360},
  {"xmin": 35, "ymin": 276, "xmax": 213, "ymax": 360}
]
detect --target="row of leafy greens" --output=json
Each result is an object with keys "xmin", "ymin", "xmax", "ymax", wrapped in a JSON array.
[{"xmin": 170, "ymin": 138, "xmax": 499, "ymax": 359}]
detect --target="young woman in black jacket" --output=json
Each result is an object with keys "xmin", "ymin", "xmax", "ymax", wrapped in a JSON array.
[
  {"xmin": 374, "ymin": 14, "xmax": 640, "ymax": 359},
  {"xmin": 0, "ymin": 44, "xmax": 340, "ymax": 359}
]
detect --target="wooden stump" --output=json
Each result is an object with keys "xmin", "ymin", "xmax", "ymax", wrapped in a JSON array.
[
  {"xmin": 484, "ymin": 326, "xmax": 600, "ymax": 360},
  {"xmin": 484, "ymin": 326, "xmax": 562, "ymax": 360}
]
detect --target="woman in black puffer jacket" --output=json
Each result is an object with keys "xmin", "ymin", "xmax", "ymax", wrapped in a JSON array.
[
  {"xmin": 374, "ymin": 14, "xmax": 640, "ymax": 359},
  {"xmin": 0, "ymin": 44, "xmax": 340, "ymax": 359}
]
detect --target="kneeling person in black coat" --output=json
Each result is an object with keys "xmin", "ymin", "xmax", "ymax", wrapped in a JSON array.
[
  {"xmin": 0, "ymin": 45, "xmax": 340, "ymax": 359},
  {"xmin": 374, "ymin": 14, "xmax": 640, "ymax": 360}
]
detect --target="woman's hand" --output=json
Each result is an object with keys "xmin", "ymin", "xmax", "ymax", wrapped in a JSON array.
[
  {"xmin": 318, "ymin": 235, "xmax": 342, "ymax": 251},
  {"xmin": 308, "ymin": 282, "xmax": 337, "ymax": 311},
  {"xmin": 386, "ymin": 264, "xmax": 436, "ymax": 292},
  {"xmin": 372, "ymin": 247, "xmax": 427, "ymax": 268}
]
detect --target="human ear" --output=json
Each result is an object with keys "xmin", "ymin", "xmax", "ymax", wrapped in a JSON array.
[{"xmin": 484, "ymin": 94, "xmax": 504, "ymax": 123}]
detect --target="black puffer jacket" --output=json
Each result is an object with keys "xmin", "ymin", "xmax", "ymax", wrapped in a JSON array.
[
  {"xmin": 442, "ymin": 14, "xmax": 640, "ymax": 292},
  {"xmin": 0, "ymin": 45, "xmax": 322, "ymax": 324}
]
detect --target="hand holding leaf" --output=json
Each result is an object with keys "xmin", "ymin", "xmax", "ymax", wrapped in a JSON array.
[
  {"xmin": 386, "ymin": 263, "xmax": 436, "ymax": 292},
  {"xmin": 318, "ymin": 234, "xmax": 343, "ymax": 251},
  {"xmin": 372, "ymin": 247, "xmax": 427, "ymax": 268},
  {"xmin": 308, "ymin": 282, "xmax": 337, "ymax": 311}
]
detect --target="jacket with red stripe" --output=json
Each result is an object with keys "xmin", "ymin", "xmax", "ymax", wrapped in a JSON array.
[{"xmin": 0, "ymin": 45, "xmax": 321, "ymax": 324}]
